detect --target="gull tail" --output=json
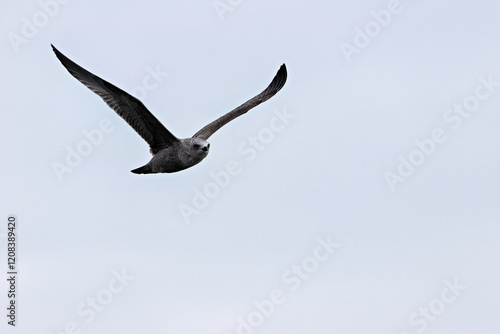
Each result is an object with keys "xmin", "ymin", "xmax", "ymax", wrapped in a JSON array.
[{"xmin": 131, "ymin": 164, "xmax": 153, "ymax": 174}]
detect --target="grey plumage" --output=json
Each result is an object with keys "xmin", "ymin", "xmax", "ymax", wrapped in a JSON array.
[{"xmin": 51, "ymin": 44, "xmax": 287, "ymax": 174}]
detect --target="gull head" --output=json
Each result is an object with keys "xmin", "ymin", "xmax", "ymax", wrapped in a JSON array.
[{"xmin": 178, "ymin": 137, "xmax": 210, "ymax": 168}]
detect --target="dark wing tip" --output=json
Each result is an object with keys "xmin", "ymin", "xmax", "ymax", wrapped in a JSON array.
[
  {"xmin": 51, "ymin": 44, "xmax": 60, "ymax": 56},
  {"xmin": 270, "ymin": 63, "xmax": 287, "ymax": 93},
  {"xmin": 279, "ymin": 63, "xmax": 287, "ymax": 74},
  {"xmin": 51, "ymin": 44, "xmax": 72, "ymax": 68},
  {"xmin": 258, "ymin": 63, "xmax": 287, "ymax": 100}
]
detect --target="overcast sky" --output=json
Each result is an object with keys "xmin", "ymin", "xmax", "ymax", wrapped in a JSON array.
[{"xmin": 1, "ymin": 1, "xmax": 499, "ymax": 333}]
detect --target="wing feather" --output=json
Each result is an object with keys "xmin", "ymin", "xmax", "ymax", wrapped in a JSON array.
[
  {"xmin": 51, "ymin": 44, "xmax": 178, "ymax": 154},
  {"xmin": 193, "ymin": 64, "xmax": 287, "ymax": 140}
]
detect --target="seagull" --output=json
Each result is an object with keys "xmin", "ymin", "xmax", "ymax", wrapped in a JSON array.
[{"xmin": 51, "ymin": 44, "xmax": 287, "ymax": 174}]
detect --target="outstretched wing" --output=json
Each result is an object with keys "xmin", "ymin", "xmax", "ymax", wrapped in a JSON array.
[
  {"xmin": 51, "ymin": 44, "xmax": 179, "ymax": 154},
  {"xmin": 192, "ymin": 64, "xmax": 287, "ymax": 140}
]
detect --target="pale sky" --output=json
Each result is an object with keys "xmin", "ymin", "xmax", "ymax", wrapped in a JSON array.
[{"xmin": 1, "ymin": 1, "xmax": 499, "ymax": 333}]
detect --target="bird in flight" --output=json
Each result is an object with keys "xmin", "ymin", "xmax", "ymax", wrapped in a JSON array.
[{"xmin": 51, "ymin": 44, "xmax": 287, "ymax": 174}]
